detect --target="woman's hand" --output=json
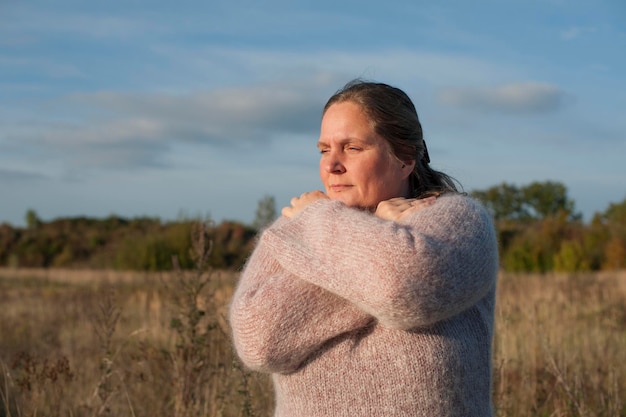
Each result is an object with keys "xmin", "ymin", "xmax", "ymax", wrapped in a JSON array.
[
  {"xmin": 374, "ymin": 196, "xmax": 436, "ymax": 222},
  {"xmin": 282, "ymin": 190, "xmax": 329, "ymax": 218}
]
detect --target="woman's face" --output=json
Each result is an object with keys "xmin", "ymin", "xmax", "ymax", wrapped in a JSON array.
[{"xmin": 318, "ymin": 101, "xmax": 413, "ymax": 210}]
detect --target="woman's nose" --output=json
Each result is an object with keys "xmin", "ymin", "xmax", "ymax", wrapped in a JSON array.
[{"xmin": 324, "ymin": 153, "xmax": 346, "ymax": 174}]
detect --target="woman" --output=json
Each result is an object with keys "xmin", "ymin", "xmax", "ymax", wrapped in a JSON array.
[{"xmin": 229, "ymin": 80, "xmax": 499, "ymax": 416}]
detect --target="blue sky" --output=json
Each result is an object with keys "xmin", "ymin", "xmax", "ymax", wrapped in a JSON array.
[{"xmin": 1, "ymin": 0, "xmax": 624, "ymax": 227}]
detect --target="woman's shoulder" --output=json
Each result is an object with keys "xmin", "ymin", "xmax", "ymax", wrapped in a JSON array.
[
  {"xmin": 436, "ymin": 192, "xmax": 490, "ymax": 214},
  {"xmin": 412, "ymin": 192, "xmax": 495, "ymax": 231}
]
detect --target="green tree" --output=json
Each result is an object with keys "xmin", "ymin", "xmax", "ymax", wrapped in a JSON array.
[
  {"xmin": 521, "ymin": 180, "xmax": 578, "ymax": 220},
  {"xmin": 471, "ymin": 183, "xmax": 525, "ymax": 221},
  {"xmin": 471, "ymin": 181, "xmax": 578, "ymax": 222},
  {"xmin": 473, "ymin": 181, "xmax": 584, "ymax": 272},
  {"xmin": 25, "ymin": 209, "xmax": 41, "ymax": 229},
  {"xmin": 602, "ymin": 197, "xmax": 626, "ymax": 234},
  {"xmin": 252, "ymin": 195, "xmax": 277, "ymax": 231},
  {"xmin": 553, "ymin": 239, "xmax": 591, "ymax": 272},
  {"xmin": 598, "ymin": 197, "xmax": 626, "ymax": 269},
  {"xmin": 500, "ymin": 212, "xmax": 571, "ymax": 273}
]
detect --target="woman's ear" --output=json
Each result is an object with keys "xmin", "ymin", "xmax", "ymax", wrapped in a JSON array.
[{"xmin": 400, "ymin": 160, "xmax": 416, "ymax": 178}]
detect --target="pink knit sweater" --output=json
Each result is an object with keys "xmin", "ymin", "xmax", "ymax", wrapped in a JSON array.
[{"xmin": 229, "ymin": 194, "xmax": 499, "ymax": 416}]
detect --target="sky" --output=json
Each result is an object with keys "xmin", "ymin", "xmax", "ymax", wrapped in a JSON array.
[{"xmin": 1, "ymin": 0, "xmax": 625, "ymax": 227}]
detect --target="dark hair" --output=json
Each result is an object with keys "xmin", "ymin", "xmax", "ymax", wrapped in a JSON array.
[{"xmin": 323, "ymin": 79, "xmax": 460, "ymax": 198}]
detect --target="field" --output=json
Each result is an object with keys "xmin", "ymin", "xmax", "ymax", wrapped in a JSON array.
[{"xmin": 1, "ymin": 267, "xmax": 625, "ymax": 417}]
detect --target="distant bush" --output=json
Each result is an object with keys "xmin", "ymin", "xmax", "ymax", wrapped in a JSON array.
[
  {"xmin": 471, "ymin": 182, "xmax": 626, "ymax": 273},
  {"xmin": 0, "ymin": 216, "xmax": 256, "ymax": 271},
  {"xmin": 1, "ymin": 184, "xmax": 624, "ymax": 273}
]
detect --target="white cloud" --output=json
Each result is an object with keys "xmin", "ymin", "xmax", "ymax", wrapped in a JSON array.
[
  {"xmin": 68, "ymin": 81, "xmax": 325, "ymax": 140},
  {"xmin": 5, "ymin": 80, "xmax": 328, "ymax": 171},
  {"xmin": 437, "ymin": 82, "xmax": 569, "ymax": 114}
]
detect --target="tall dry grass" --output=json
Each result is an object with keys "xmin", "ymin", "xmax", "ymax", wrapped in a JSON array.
[
  {"xmin": 0, "ymin": 222, "xmax": 272, "ymax": 417},
  {"xmin": 1, "ymin": 265, "xmax": 624, "ymax": 416},
  {"xmin": 494, "ymin": 271, "xmax": 626, "ymax": 416}
]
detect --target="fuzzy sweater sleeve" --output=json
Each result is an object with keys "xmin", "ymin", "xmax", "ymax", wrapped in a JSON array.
[
  {"xmin": 229, "ymin": 218, "xmax": 374, "ymax": 374},
  {"xmin": 261, "ymin": 194, "xmax": 499, "ymax": 330}
]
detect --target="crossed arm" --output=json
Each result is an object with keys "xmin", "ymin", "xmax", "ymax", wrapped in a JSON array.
[
  {"xmin": 229, "ymin": 227, "xmax": 373, "ymax": 373},
  {"xmin": 229, "ymin": 193, "xmax": 498, "ymax": 374}
]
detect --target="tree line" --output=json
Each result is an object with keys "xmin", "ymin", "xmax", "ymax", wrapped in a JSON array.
[
  {"xmin": 472, "ymin": 181, "xmax": 625, "ymax": 272},
  {"xmin": 0, "ymin": 183, "xmax": 624, "ymax": 272}
]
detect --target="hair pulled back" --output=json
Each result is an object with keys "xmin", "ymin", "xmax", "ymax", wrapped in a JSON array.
[{"xmin": 323, "ymin": 79, "xmax": 460, "ymax": 198}]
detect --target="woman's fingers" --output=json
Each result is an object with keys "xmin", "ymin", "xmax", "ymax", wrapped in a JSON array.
[
  {"xmin": 282, "ymin": 191, "xmax": 329, "ymax": 218},
  {"xmin": 411, "ymin": 196, "xmax": 436, "ymax": 207},
  {"xmin": 375, "ymin": 196, "xmax": 436, "ymax": 221}
]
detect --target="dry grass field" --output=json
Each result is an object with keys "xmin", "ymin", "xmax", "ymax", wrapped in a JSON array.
[
  {"xmin": 494, "ymin": 271, "xmax": 626, "ymax": 416},
  {"xmin": 1, "ymin": 267, "xmax": 625, "ymax": 417}
]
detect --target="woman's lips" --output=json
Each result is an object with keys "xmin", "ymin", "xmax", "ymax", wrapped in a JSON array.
[{"xmin": 329, "ymin": 184, "xmax": 352, "ymax": 192}]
